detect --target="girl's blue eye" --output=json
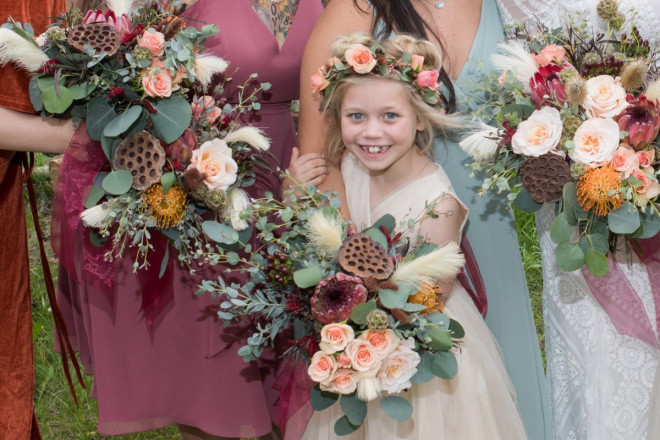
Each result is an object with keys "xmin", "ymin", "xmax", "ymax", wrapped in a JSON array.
[
  {"xmin": 384, "ymin": 112, "xmax": 397, "ymax": 120},
  {"xmin": 350, "ymin": 113, "xmax": 364, "ymax": 120}
]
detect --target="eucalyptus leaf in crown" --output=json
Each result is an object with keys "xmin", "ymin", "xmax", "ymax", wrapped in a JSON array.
[{"xmin": 461, "ymin": 0, "xmax": 660, "ymax": 276}]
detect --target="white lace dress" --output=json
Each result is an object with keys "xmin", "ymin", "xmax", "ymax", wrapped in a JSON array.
[{"xmin": 496, "ymin": 2, "xmax": 660, "ymax": 439}]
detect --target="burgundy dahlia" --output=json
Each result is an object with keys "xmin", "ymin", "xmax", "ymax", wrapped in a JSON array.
[
  {"xmin": 310, "ymin": 273, "xmax": 367, "ymax": 324},
  {"xmin": 617, "ymin": 94, "xmax": 660, "ymax": 150},
  {"xmin": 530, "ymin": 64, "xmax": 567, "ymax": 108}
]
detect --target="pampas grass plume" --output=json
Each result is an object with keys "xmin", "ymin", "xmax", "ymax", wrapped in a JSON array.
[
  {"xmin": 224, "ymin": 188, "xmax": 250, "ymax": 231},
  {"xmin": 645, "ymin": 78, "xmax": 660, "ymax": 104},
  {"xmin": 0, "ymin": 28, "xmax": 48, "ymax": 73},
  {"xmin": 620, "ymin": 59, "xmax": 648, "ymax": 92},
  {"xmin": 305, "ymin": 210, "xmax": 344, "ymax": 259},
  {"xmin": 223, "ymin": 126, "xmax": 270, "ymax": 151},
  {"xmin": 390, "ymin": 242, "xmax": 465, "ymax": 288},
  {"xmin": 491, "ymin": 41, "xmax": 537, "ymax": 92},
  {"xmin": 194, "ymin": 54, "xmax": 229, "ymax": 90},
  {"xmin": 107, "ymin": 0, "xmax": 135, "ymax": 17},
  {"xmin": 459, "ymin": 122, "xmax": 501, "ymax": 159},
  {"xmin": 81, "ymin": 201, "xmax": 117, "ymax": 228}
]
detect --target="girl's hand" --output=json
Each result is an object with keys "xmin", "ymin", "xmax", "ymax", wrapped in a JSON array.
[{"xmin": 287, "ymin": 147, "xmax": 328, "ymax": 188}]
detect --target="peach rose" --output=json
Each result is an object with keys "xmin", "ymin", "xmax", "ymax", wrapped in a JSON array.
[
  {"xmin": 631, "ymin": 168, "xmax": 660, "ymax": 201},
  {"xmin": 411, "ymin": 54, "xmax": 424, "ymax": 71},
  {"xmin": 637, "ymin": 150, "xmax": 656, "ymax": 168},
  {"xmin": 583, "ymin": 75, "xmax": 629, "ymax": 118},
  {"xmin": 141, "ymin": 65, "xmax": 172, "ymax": 98},
  {"xmin": 344, "ymin": 44, "xmax": 377, "ymax": 74},
  {"xmin": 610, "ymin": 144, "xmax": 639, "ymax": 177},
  {"xmin": 308, "ymin": 351, "xmax": 337, "ymax": 383},
  {"xmin": 321, "ymin": 369, "xmax": 357, "ymax": 395},
  {"xmin": 345, "ymin": 339, "xmax": 381, "ymax": 375},
  {"xmin": 138, "ymin": 29, "xmax": 166, "ymax": 58},
  {"xmin": 319, "ymin": 323, "xmax": 355, "ymax": 354},
  {"xmin": 358, "ymin": 329, "xmax": 400, "ymax": 358},
  {"xmin": 336, "ymin": 352, "xmax": 352, "ymax": 369},
  {"xmin": 377, "ymin": 338, "xmax": 421, "ymax": 394},
  {"xmin": 416, "ymin": 70, "xmax": 439, "ymax": 90},
  {"xmin": 171, "ymin": 64, "xmax": 188, "ymax": 89},
  {"xmin": 570, "ymin": 117, "xmax": 620, "ymax": 167},
  {"xmin": 310, "ymin": 71, "xmax": 330, "ymax": 93},
  {"xmin": 532, "ymin": 44, "xmax": 566, "ymax": 67},
  {"xmin": 191, "ymin": 96, "xmax": 222, "ymax": 125},
  {"xmin": 187, "ymin": 138, "xmax": 238, "ymax": 190},
  {"xmin": 511, "ymin": 107, "xmax": 563, "ymax": 157}
]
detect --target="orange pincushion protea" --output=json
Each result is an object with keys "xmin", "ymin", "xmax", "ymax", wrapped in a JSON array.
[
  {"xmin": 142, "ymin": 183, "xmax": 187, "ymax": 229},
  {"xmin": 409, "ymin": 283, "xmax": 445, "ymax": 316},
  {"xmin": 576, "ymin": 165, "xmax": 623, "ymax": 216}
]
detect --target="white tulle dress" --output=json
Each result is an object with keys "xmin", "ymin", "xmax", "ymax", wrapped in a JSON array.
[
  {"xmin": 300, "ymin": 154, "xmax": 528, "ymax": 440},
  {"xmin": 495, "ymin": 2, "xmax": 660, "ymax": 439}
]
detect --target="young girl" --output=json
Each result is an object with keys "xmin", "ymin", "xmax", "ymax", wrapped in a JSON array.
[{"xmin": 288, "ymin": 34, "xmax": 528, "ymax": 439}]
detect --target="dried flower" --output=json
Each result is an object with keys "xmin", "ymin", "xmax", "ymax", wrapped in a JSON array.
[
  {"xmin": 596, "ymin": 0, "xmax": 620, "ymax": 21},
  {"xmin": 565, "ymin": 76, "xmax": 587, "ymax": 107},
  {"xmin": 561, "ymin": 114, "xmax": 582, "ymax": 146},
  {"xmin": 366, "ymin": 309, "xmax": 389, "ymax": 330},
  {"xmin": 203, "ymin": 188, "xmax": 228, "ymax": 212},
  {"xmin": 577, "ymin": 165, "xmax": 623, "ymax": 216},
  {"xmin": 620, "ymin": 59, "xmax": 649, "ymax": 92},
  {"xmin": 142, "ymin": 183, "xmax": 187, "ymax": 228},
  {"xmin": 310, "ymin": 273, "xmax": 367, "ymax": 324}
]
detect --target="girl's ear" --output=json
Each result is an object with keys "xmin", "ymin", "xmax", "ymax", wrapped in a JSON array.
[{"xmin": 416, "ymin": 118, "xmax": 424, "ymax": 131}]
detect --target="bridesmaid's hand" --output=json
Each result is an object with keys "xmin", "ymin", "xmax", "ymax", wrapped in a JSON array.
[{"xmin": 285, "ymin": 146, "xmax": 328, "ymax": 189}]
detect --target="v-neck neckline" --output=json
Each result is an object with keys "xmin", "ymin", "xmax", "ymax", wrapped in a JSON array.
[{"xmin": 242, "ymin": 0, "xmax": 302, "ymax": 52}]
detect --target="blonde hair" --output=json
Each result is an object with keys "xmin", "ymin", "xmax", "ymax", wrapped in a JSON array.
[{"xmin": 321, "ymin": 34, "xmax": 461, "ymax": 165}]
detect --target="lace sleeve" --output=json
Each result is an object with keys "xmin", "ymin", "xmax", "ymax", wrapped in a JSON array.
[{"xmin": 495, "ymin": 0, "xmax": 562, "ymax": 27}]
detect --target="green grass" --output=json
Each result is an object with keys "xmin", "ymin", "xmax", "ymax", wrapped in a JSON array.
[{"xmin": 26, "ymin": 154, "xmax": 545, "ymax": 438}]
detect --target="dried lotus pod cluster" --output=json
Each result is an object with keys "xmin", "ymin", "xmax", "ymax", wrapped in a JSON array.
[
  {"xmin": 112, "ymin": 131, "xmax": 166, "ymax": 190},
  {"xmin": 519, "ymin": 153, "xmax": 571, "ymax": 203},
  {"xmin": 338, "ymin": 233, "xmax": 393, "ymax": 280},
  {"xmin": 67, "ymin": 24, "xmax": 120, "ymax": 55}
]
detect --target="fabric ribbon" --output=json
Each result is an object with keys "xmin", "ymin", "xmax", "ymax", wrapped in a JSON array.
[
  {"xmin": 581, "ymin": 236, "xmax": 660, "ymax": 350},
  {"xmin": 458, "ymin": 237, "xmax": 488, "ymax": 316},
  {"xmin": 272, "ymin": 357, "xmax": 314, "ymax": 440}
]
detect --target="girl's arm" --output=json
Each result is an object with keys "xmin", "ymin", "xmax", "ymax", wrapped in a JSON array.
[
  {"xmin": 0, "ymin": 108, "xmax": 74, "ymax": 153},
  {"xmin": 296, "ymin": 0, "xmax": 373, "ymax": 213}
]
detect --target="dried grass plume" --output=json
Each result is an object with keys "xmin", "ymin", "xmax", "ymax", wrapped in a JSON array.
[
  {"xmin": 390, "ymin": 242, "xmax": 465, "ymax": 288},
  {"xmin": 223, "ymin": 126, "xmax": 270, "ymax": 151},
  {"xmin": 194, "ymin": 54, "xmax": 229, "ymax": 90},
  {"xmin": 305, "ymin": 210, "xmax": 344, "ymax": 259},
  {"xmin": 0, "ymin": 28, "xmax": 48, "ymax": 73}
]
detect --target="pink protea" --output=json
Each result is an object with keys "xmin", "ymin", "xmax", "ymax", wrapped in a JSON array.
[
  {"xmin": 163, "ymin": 128, "xmax": 197, "ymax": 171},
  {"xmin": 530, "ymin": 64, "xmax": 567, "ymax": 108},
  {"xmin": 617, "ymin": 94, "xmax": 660, "ymax": 150},
  {"xmin": 83, "ymin": 9, "xmax": 132, "ymax": 37},
  {"xmin": 310, "ymin": 273, "xmax": 367, "ymax": 324}
]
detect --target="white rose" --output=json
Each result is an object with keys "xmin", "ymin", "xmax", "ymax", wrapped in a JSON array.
[
  {"xmin": 187, "ymin": 139, "xmax": 238, "ymax": 191},
  {"xmin": 570, "ymin": 117, "xmax": 620, "ymax": 167},
  {"xmin": 377, "ymin": 338, "xmax": 421, "ymax": 394},
  {"xmin": 511, "ymin": 107, "xmax": 562, "ymax": 157},
  {"xmin": 583, "ymin": 75, "xmax": 629, "ymax": 119}
]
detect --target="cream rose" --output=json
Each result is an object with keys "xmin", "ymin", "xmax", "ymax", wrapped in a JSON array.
[
  {"xmin": 570, "ymin": 117, "xmax": 620, "ymax": 166},
  {"xmin": 583, "ymin": 75, "xmax": 629, "ymax": 118},
  {"xmin": 377, "ymin": 340, "xmax": 421, "ymax": 394},
  {"xmin": 138, "ymin": 29, "xmax": 166, "ymax": 57},
  {"xmin": 610, "ymin": 144, "xmax": 639, "ymax": 177},
  {"xmin": 345, "ymin": 340, "xmax": 381, "ymax": 375},
  {"xmin": 344, "ymin": 44, "xmax": 377, "ymax": 74},
  {"xmin": 308, "ymin": 351, "xmax": 337, "ymax": 383},
  {"xmin": 637, "ymin": 150, "xmax": 656, "ymax": 168},
  {"xmin": 358, "ymin": 329, "xmax": 400, "ymax": 358},
  {"xmin": 321, "ymin": 369, "xmax": 357, "ymax": 395},
  {"xmin": 319, "ymin": 323, "xmax": 355, "ymax": 354},
  {"xmin": 631, "ymin": 168, "xmax": 660, "ymax": 200},
  {"xmin": 141, "ymin": 66, "xmax": 172, "ymax": 98},
  {"xmin": 511, "ymin": 107, "xmax": 563, "ymax": 157},
  {"xmin": 187, "ymin": 139, "xmax": 238, "ymax": 190}
]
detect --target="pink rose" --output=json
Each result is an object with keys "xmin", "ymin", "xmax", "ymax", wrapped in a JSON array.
[
  {"xmin": 141, "ymin": 64, "xmax": 172, "ymax": 98},
  {"xmin": 171, "ymin": 64, "xmax": 188, "ymax": 89},
  {"xmin": 308, "ymin": 351, "xmax": 338, "ymax": 383},
  {"xmin": 511, "ymin": 107, "xmax": 563, "ymax": 157},
  {"xmin": 191, "ymin": 95, "xmax": 222, "ymax": 125},
  {"xmin": 377, "ymin": 338, "xmax": 421, "ymax": 394},
  {"xmin": 321, "ymin": 369, "xmax": 357, "ymax": 395},
  {"xmin": 416, "ymin": 70, "xmax": 439, "ymax": 90},
  {"xmin": 583, "ymin": 75, "xmax": 629, "ymax": 119},
  {"xmin": 310, "ymin": 71, "xmax": 330, "ymax": 93},
  {"xmin": 344, "ymin": 44, "xmax": 377, "ymax": 74},
  {"xmin": 631, "ymin": 168, "xmax": 660, "ymax": 201},
  {"xmin": 532, "ymin": 44, "xmax": 566, "ymax": 67},
  {"xmin": 358, "ymin": 329, "xmax": 400, "ymax": 358},
  {"xmin": 345, "ymin": 339, "xmax": 381, "ymax": 375},
  {"xmin": 319, "ymin": 323, "xmax": 355, "ymax": 354},
  {"xmin": 187, "ymin": 138, "xmax": 238, "ymax": 190},
  {"xmin": 139, "ymin": 29, "xmax": 166, "ymax": 57},
  {"xmin": 610, "ymin": 144, "xmax": 639, "ymax": 177},
  {"xmin": 637, "ymin": 150, "xmax": 656, "ymax": 168},
  {"xmin": 411, "ymin": 54, "xmax": 424, "ymax": 71},
  {"xmin": 570, "ymin": 117, "xmax": 620, "ymax": 167},
  {"xmin": 336, "ymin": 352, "xmax": 352, "ymax": 369}
]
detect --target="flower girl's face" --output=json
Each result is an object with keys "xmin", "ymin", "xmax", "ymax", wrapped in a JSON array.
[{"xmin": 340, "ymin": 78, "xmax": 423, "ymax": 175}]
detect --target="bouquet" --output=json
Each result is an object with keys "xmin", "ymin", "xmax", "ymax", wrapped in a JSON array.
[
  {"xmin": 198, "ymin": 187, "xmax": 466, "ymax": 435},
  {"xmin": 462, "ymin": 0, "xmax": 660, "ymax": 276},
  {"xmin": 0, "ymin": 0, "xmax": 270, "ymax": 272}
]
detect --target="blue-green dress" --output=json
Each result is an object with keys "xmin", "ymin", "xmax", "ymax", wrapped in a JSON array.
[{"xmin": 432, "ymin": 1, "xmax": 553, "ymax": 438}]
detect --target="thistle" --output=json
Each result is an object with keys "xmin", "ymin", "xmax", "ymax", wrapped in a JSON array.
[
  {"xmin": 620, "ymin": 59, "xmax": 649, "ymax": 92},
  {"xmin": 565, "ymin": 77, "xmax": 587, "ymax": 106}
]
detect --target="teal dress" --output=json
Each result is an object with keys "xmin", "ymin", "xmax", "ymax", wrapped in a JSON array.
[{"xmin": 432, "ymin": 1, "xmax": 553, "ymax": 438}]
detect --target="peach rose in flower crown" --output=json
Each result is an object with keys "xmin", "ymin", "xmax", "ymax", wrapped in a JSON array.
[
  {"xmin": 377, "ymin": 338, "xmax": 421, "ymax": 394},
  {"xmin": 310, "ymin": 71, "xmax": 330, "ymax": 93},
  {"xmin": 138, "ymin": 29, "xmax": 166, "ymax": 58},
  {"xmin": 416, "ymin": 70, "xmax": 440, "ymax": 90},
  {"xmin": 583, "ymin": 75, "xmax": 629, "ymax": 118},
  {"xmin": 319, "ymin": 323, "xmax": 355, "ymax": 354},
  {"xmin": 321, "ymin": 369, "xmax": 357, "ymax": 395},
  {"xmin": 345, "ymin": 339, "xmax": 381, "ymax": 376},
  {"xmin": 141, "ymin": 64, "xmax": 172, "ymax": 98},
  {"xmin": 631, "ymin": 168, "xmax": 660, "ymax": 201},
  {"xmin": 344, "ymin": 44, "xmax": 377, "ymax": 74},
  {"xmin": 610, "ymin": 144, "xmax": 639, "ymax": 177},
  {"xmin": 511, "ymin": 107, "xmax": 563, "ymax": 157},
  {"xmin": 570, "ymin": 117, "xmax": 620, "ymax": 167},
  {"xmin": 532, "ymin": 44, "xmax": 567, "ymax": 67},
  {"xmin": 308, "ymin": 351, "xmax": 338, "ymax": 383},
  {"xmin": 187, "ymin": 139, "xmax": 238, "ymax": 190},
  {"xmin": 358, "ymin": 329, "xmax": 400, "ymax": 358},
  {"xmin": 637, "ymin": 150, "xmax": 656, "ymax": 168}
]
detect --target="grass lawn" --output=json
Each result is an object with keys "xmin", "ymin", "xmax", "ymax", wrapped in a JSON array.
[{"xmin": 25, "ymin": 154, "xmax": 544, "ymax": 438}]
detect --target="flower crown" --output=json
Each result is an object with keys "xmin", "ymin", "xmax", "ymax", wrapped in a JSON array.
[{"xmin": 311, "ymin": 43, "xmax": 444, "ymax": 109}]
